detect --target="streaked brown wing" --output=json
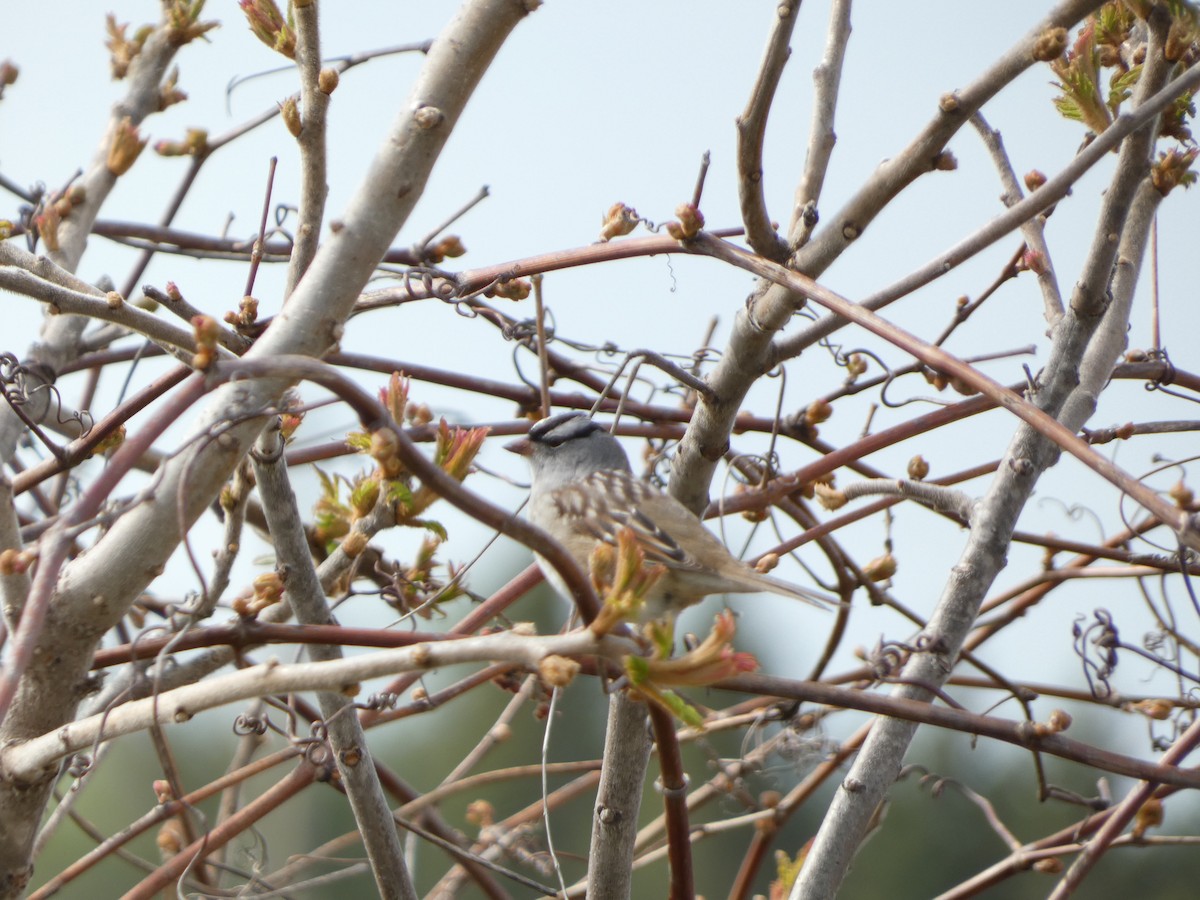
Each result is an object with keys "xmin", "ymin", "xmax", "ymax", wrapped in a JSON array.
[{"xmin": 549, "ymin": 470, "xmax": 692, "ymax": 567}]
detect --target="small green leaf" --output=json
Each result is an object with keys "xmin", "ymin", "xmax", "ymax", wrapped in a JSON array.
[
  {"xmin": 410, "ymin": 519, "xmax": 448, "ymax": 541},
  {"xmin": 660, "ymin": 690, "xmax": 704, "ymax": 727},
  {"xmin": 315, "ymin": 466, "xmax": 336, "ymax": 498},
  {"xmin": 388, "ymin": 481, "xmax": 414, "ymax": 506},
  {"xmin": 625, "ymin": 655, "xmax": 649, "ymax": 685}
]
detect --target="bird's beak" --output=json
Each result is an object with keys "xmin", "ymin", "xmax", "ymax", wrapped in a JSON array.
[{"xmin": 504, "ymin": 436, "xmax": 533, "ymax": 457}]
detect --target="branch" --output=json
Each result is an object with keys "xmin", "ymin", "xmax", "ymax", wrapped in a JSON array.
[
  {"xmin": 819, "ymin": 477, "xmax": 976, "ymax": 522},
  {"xmin": 788, "ymin": 0, "xmax": 852, "ymax": 247},
  {"xmin": 792, "ymin": 0, "xmax": 1107, "ymax": 278},
  {"xmin": 792, "ymin": 17, "xmax": 1180, "ymax": 895},
  {"xmin": 0, "ymin": 267, "xmax": 201, "ymax": 357},
  {"xmin": 0, "ymin": 629, "xmax": 633, "ymax": 781},
  {"xmin": 969, "ymin": 113, "xmax": 1064, "ymax": 323},
  {"xmin": 251, "ymin": 419, "xmax": 414, "ymax": 899},
  {"xmin": 649, "ymin": 703, "xmax": 694, "ymax": 900},
  {"xmin": 693, "ymin": 233, "xmax": 1194, "ymax": 546},
  {"xmin": 208, "ymin": 353, "xmax": 602, "ymax": 621},
  {"xmin": 735, "ymin": 2, "xmax": 797, "ymax": 260},
  {"xmin": 665, "ymin": 4, "xmax": 1112, "ymax": 514},
  {"xmin": 9, "ymin": 364, "xmax": 192, "ymax": 497},
  {"xmin": 1048, "ymin": 715, "xmax": 1200, "ymax": 897},
  {"xmin": 0, "ymin": 2, "xmax": 536, "ymax": 890},
  {"xmin": 25, "ymin": 749, "xmax": 301, "ymax": 899},
  {"xmin": 730, "ymin": 673, "xmax": 1200, "ymax": 791},
  {"xmin": 0, "ymin": 475, "xmax": 28, "ymax": 632},
  {"xmin": 776, "ymin": 47, "xmax": 1200, "ymax": 360},
  {"xmin": 123, "ymin": 762, "xmax": 317, "ymax": 900},
  {"xmin": 586, "ymin": 694, "xmax": 652, "ymax": 899},
  {"xmin": 285, "ymin": 0, "xmax": 330, "ymax": 294},
  {"xmin": 0, "ymin": 9, "xmax": 185, "ymax": 474}
]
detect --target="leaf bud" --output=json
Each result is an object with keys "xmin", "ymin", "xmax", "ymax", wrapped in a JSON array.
[
  {"xmin": 1024, "ymin": 169, "xmax": 1047, "ymax": 191},
  {"xmin": 863, "ymin": 552, "xmax": 897, "ymax": 582},
  {"xmin": 907, "ymin": 455, "xmax": 930, "ymax": 480},
  {"xmin": 318, "ymin": 67, "xmax": 340, "ymax": 94},
  {"xmin": 106, "ymin": 116, "xmax": 147, "ymax": 175},
  {"xmin": 1032, "ymin": 27, "xmax": 1067, "ymax": 62},
  {"xmin": 599, "ymin": 202, "xmax": 640, "ymax": 242},
  {"xmin": 280, "ymin": 96, "xmax": 302, "ymax": 137}
]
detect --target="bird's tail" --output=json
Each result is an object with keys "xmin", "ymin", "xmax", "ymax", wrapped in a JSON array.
[{"xmin": 741, "ymin": 570, "xmax": 838, "ymax": 610}]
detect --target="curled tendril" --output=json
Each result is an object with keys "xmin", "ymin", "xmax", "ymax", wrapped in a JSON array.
[
  {"xmin": 806, "ymin": 343, "xmax": 929, "ymax": 416},
  {"xmin": 872, "ymin": 365, "xmax": 930, "ymax": 411},
  {"xmin": 65, "ymin": 407, "xmax": 92, "ymax": 436},
  {"xmin": 300, "ymin": 736, "xmax": 332, "ymax": 767},
  {"xmin": 401, "ymin": 265, "xmax": 481, "ymax": 318},
  {"xmin": 355, "ymin": 691, "xmax": 400, "ymax": 712},
  {"xmin": 503, "ymin": 316, "xmax": 543, "ymax": 344},
  {"xmin": 511, "ymin": 343, "xmax": 542, "ymax": 396},
  {"xmin": 1144, "ymin": 687, "xmax": 1200, "ymax": 752},
  {"xmin": 897, "ymin": 763, "xmax": 930, "ymax": 782},
  {"xmin": 1145, "ymin": 357, "xmax": 1200, "ymax": 406},
  {"xmin": 272, "ymin": 203, "xmax": 300, "ymax": 236},
  {"xmin": 641, "ymin": 436, "xmax": 680, "ymax": 491},
  {"xmin": 1072, "ymin": 610, "xmax": 1119, "ymax": 699},
  {"xmin": 691, "ymin": 344, "xmax": 722, "ymax": 369},
  {"xmin": 820, "ymin": 335, "xmax": 859, "ymax": 371},
  {"xmin": 0, "ymin": 354, "xmax": 53, "ymax": 412},
  {"xmin": 867, "ymin": 639, "xmax": 915, "ymax": 680},
  {"xmin": 1156, "ymin": 704, "xmax": 1189, "ymax": 750},
  {"xmin": 912, "ymin": 632, "xmax": 949, "ymax": 657},
  {"xmin": 1143, "ymin": 628, "xmax": 1171, "ymax": 657},
  {"xmin": 0, "ymin": 352, "xmax": 97, "ymax": 459},
  {"xmin": 233, "ymin": 714, "xmax": 270, "ymax": 737},
  {"xmin": 1142, "ymin": 349, "xmax": 1176, "ymax": 391},
  {"xmin": 1139, "ymin": 347, "xmax": 1200, "ymax": 405},
  {"xmin": 589, "ymin": 341, "xmax": 624, "ymax": 361},
  {"xmin": 918, "ymin": 773, "xmax": 955, "ymax": 799},
  {"xmin": 1037, "ymin": 498, "xmax": 1107, "ymax": 542},
  {"xmin": 883, "ymin": 371, "xmax": 962, "ymax": 410},
  {"xmin": 728, "ymin": 451, "xmax": 783, "ymax": 487},
  {"xmin": 0, "ymin": 352, "xmax": 20, "ymax": 379}
]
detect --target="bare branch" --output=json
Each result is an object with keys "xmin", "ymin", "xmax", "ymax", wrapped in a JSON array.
[
  {"xmin": 736, "ymin": 3, "xmax": 797, "ymax": 260},
  {"xmin": 776, "ymin": 56, "xmax": 1200, "ymax": 361},
  {"xmin": 693, "ymin": 232, "xmax": 1193, "ymax": 544},
  {"xmin": 789, "ymin": 0, "xmax": 852, "ymax": 248},
  {"xmin": 285, "ymin": 0, "xmax": 330, "ymax": 295},
  {"xmin": 251, "ymin": 419, "xmax": 414, "ymax": 898},
  {"xmin": 0, "ymin": 2, "xmax": 536, "ymax": 889},
  {"xmin": 969, "ymin": 112, "xmax": 1065, "ymax": 324},
  {"xmin": 586, "ymin": 695, "xmax": 652, "ymax": 899}
]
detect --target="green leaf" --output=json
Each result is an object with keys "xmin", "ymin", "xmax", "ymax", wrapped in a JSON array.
[
  {"xmin": 388, "ymin": 481, "xmax": 414, "ymax": 507},
  {"xmin": 314, "ymin": 466, "xmax": 337, "ymax": 499},
  {"xmin": 660, "ymin": 690, "xmax": 704, "ymax": 728},
  {"xmin": 625, "ymin": 655, "xmax": 649, "ymax": 685},
  {"xmin": 410, "ymin": 519, "xmax": 448, "ymax": 541},
  {"xmin": 1108, "ymin": 65, "xmax": 1141, "ymax": 113}
]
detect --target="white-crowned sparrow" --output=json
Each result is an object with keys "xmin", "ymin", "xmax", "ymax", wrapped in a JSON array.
[{"xmin": 506, "ymin": 412, "xmax": 833, "ymax": 621}]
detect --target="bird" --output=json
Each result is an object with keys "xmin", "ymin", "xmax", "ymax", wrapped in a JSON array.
[{"xmin": 506, "ymin": 412, "xmax": 834, "ymax": 622}]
